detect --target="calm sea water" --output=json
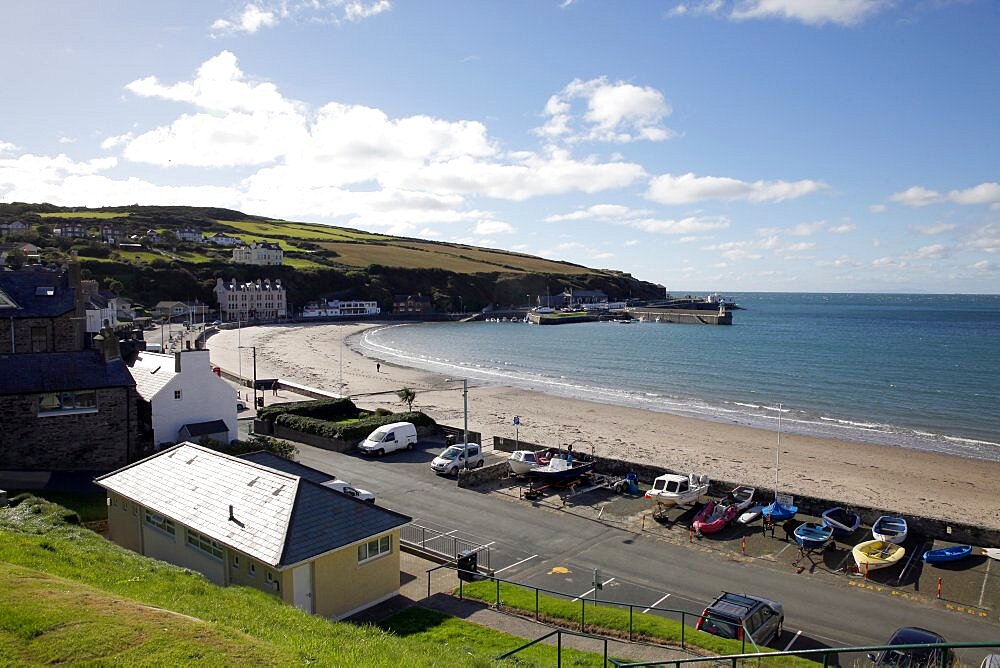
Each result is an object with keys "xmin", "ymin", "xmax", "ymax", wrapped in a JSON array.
[{"xmin": 357, "ymin": 294, "xmax": 1000, "ymax": 461}]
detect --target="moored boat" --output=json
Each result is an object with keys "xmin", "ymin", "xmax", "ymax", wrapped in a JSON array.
[
  {"xmin": 821, "ymin": 507, "xmax": 861, "ymax": 538},
  {"xmin": 692, "ymin": 499, "xmax": 738, "ymax": 534},
  {"xmin": 853, "ymin": 540, "xmax": 906, "ymax": 571},
  {"xmin": 923, "ymin": 545, "xmax": 973, "ymax": 564},
  {"xmin": 872, "ymin": 515, "xmax": 908, "ymax": 544},
  {"xmin": 794, "ymin": 522, "xmax": 834, "ymax": 549}
]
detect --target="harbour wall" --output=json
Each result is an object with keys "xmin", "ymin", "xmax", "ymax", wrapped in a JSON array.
[
  {"xmin": 628, "ymin": 308, "xmax": 732, "ymax": 325},
  {"xmin": 491, "ymin": 437, "xmax": 1000, "ymax": 547}
]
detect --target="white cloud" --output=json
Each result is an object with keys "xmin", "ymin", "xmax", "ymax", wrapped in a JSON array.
[
  {"xmin": 828, "ymin": 221, "xmax": 856, "ymax": 234},
  {"xmin": 890, "ymin": 182, "xmax": 1000, "ymax": 208},
  {"xmin": 536, "ymin": 77, "xmax": 673, "ymax": 144},
  {"xmin": 543, "ymin": 203, "xmax": 727, "ymax": 235},
  {"xmin": 959, "ymin": 223, "xmax": 1000, "ymax": 254},
  {"xmin": 817, "ymin": 255, "xmax": 859, "ymax": 268},
  {"xmin": 57, "ymin": 136, "xmax": 76, "ymax": 145},
  {"xmin": 592, "ymin": 252, "xmax": 614, "ymax": 259},
  {"xmin": 646, "ymin": 172, "xmax": 826, "ymax": 205},
  {"xmin": 779, "ymin": 241, "xmax": 816, "ymax": 252},
  {"xmin": 544, "ymin": 204, "xmax": 643, "ymax": 222},
  {"xmin": 910, "ymin": 222, "xmax": 956, "ymax": 236},
  {"xmin": 790, "ymin": 221, "xmax": 826, "ymax": 236},
  {"xmin": 872, "ymin": 256, "xmax": 905, "ymax": 268},
  {"xmin": 869, "ymin": 203, "xmax": 887, "ymax": 213},
  {"xmin": 970, "ymin": 260, "xmax": 995, "ymax": 272},
  {"xmin": 210, "ymin": 1, "xmax": 390, "ymax": 35},
  {"xmin": 667, "ymin": 0, "xmax": 887, "ymax": 25},
  {"xmin": 101, "ymin": 133, "xmax": 134, "ymax": 150},
  {"xmin": 905, "ymin": 244, "xmax": 949, "ymax": 260},
  {"xmin": 474, "ymin": 220, "xmax": 514, "ymax": 235},
  {"xmin": 0, "ymin": 140, "xmax": 18, "ymax": 156},
  {"xmin": 624, "ymin": 239, "xmax": 639, "ymax": 246}
]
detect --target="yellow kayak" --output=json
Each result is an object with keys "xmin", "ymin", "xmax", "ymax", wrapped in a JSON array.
[{"xmin": 853, "ymin": 540, "xmax": 906, "ymax": 571}]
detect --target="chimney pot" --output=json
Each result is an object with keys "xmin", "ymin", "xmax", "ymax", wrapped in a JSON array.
[{"xmin": 174, "ymin": 351, "xmax": 182, "ymax": 373}]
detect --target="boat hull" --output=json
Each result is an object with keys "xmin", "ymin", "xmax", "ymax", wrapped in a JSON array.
[
  {"xmin": 923, "ymin": 545, "xmax": 973, "ymax": 564},
  {"xmin": 872, "ymin": 516, "xmax": 908, "ymax": 545},
  {"xmin": 762, "ymin": 502, "xmax": 797, "ymax": 521},
  {"xmin": 853, "ymin": 540, "xmax": 906, "ymax": 571},
  {"xmin": 692, "ymin": 501, "xmax": 738, "ymax": 534},
  {"xmin": 821, "ymin": 507, "xmax": 861, "ymax": 538},
  {"xmin": 526, "ymin": 461, "xmax": 594, "ymax": 482},
  {"xmin": 794, "ymin": 522, "xmax": 833, "ymax": 549}
]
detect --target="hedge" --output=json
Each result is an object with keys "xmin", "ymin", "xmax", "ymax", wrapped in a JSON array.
[
  {"xmin": 274, "ymin": 410, "xmax": 435, "ymax": 443},
  {"xmin": 257, "ymin": 397, "xmax": 359, "ymax": 422}
]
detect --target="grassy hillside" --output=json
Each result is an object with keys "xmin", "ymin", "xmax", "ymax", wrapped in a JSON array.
[
  {"xmin": 0, "ymin": 203, "xmax": 662, "ymax": 311},
  {"xmin": 0, "ymin": 496, "xmax": 605, "ymax": 667}
]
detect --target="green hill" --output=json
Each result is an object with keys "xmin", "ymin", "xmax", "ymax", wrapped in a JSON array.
[{"xmin": 0, "ymin": 203, "xmax": 662, "ymax": 312}]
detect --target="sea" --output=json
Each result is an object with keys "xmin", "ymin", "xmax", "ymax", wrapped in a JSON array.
[{"xmin": 356, "ymin": 293, "xmax": 1000, "ymax": 462}]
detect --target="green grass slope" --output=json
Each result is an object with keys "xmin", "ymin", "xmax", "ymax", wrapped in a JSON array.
[{"xmin": 0, "ymin": 497, "xmax": 606, "ymax": 667}]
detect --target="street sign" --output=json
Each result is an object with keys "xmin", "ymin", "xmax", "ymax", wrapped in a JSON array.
[
  {"xmin": 592, "ymin": 568, "xmax": 602, "ymax": 590},
  {"xmin": 513, "ymin": 416, "xmax": 520, "ymax": 426},
  {"xmin": 776, "ymin": 493, "xmax": 794, "ymax": 506}
]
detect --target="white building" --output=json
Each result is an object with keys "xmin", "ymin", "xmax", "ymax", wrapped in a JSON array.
[
  {"xmin": 233, "ymin": 241, "xmax": 283, "ymax": 266},
  {"xmin": 129, "ymin": 349, "xmax": 238, "ymax": 448},
  {"xmin": 206, "ymin": 232, "xmax": 241, "ymax": 247},
  {"xmin": 85, "ymin": 298, "xmax": 118, "ymax": 334},
  {"xmin": 303, "ymin": 299, "xmax": 380, "ymax": 317},
  {"xmin": 214, "ymin": 277, "xmax": 286, "ymax": 321},
  {"xmin": 176, "ymin": 228, "xmax": 203, "ymax": 243}
]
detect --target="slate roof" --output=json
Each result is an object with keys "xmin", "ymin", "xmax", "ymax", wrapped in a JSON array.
[
  {"xmin": 128, "ymin": 352, "xmax": 177, "ymax": 401},
  {"xmin": 180, "ymin": 420, "xmax": 230, "ymax": 437},
  {"xmin": 0, "ymin": 267, "xmax": 76, "ymax": 318},
  {"xmin": 239, "ymin": 451, "xmax": 335, "ymax": 484},
  {"xmin": 0, "ymin": 351, "xmax": 135, "ymax": 396},
  {"xmin": 96, "ymin": 442, "xmax": 410, "ymax": 568}
]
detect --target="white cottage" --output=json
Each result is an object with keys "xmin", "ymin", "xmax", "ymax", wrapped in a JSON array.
[{"xmin": 128, "ymin": 349, "xmax": 237, "ymax": 447}]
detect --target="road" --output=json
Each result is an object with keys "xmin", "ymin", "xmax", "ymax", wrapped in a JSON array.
[{"xmin": 248, "ymin": 428, "xmax": 1000, "ymax": 663}]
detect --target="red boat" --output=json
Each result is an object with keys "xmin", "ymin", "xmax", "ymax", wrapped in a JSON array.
[{"xmin": 692, "ymin": 499, "xmax": 738, "ymax": 534}]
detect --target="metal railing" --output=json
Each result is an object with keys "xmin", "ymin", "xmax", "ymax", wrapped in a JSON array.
[
  {"xmin": 400, "ymin": 522, "xmax": 492, "ymax": 571},
  {"xmin": 496, "ymin": 628, "xmax": 610, "ymax": 667}
]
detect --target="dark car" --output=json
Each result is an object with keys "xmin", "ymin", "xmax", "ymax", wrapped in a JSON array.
[
  {"xmin": 696, "ymin": 592, "xmax": 783, "ymax": 646},
  {"xmin": 868, "ymin": 627, "xmax": 954, "ymax": 667}
]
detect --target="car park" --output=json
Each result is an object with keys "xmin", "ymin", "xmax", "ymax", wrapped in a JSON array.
[
  {"xmin": 358, "ymin": 422, "xmax": 418, "ymax": 456},
  {"xmin": 696, "ymin": 592, "xmax": 783, "ymax": 646},
  {"xmin": 867, "ymin": 627, "xmax": 953, "ymax": 667},
  {"xmin": 431, "ymin": 443, "xmax": 484, "ymax": 475}
]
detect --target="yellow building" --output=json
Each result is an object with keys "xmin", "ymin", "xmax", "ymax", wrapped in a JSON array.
[{"xmin": 96, "ymin": 442, "xmax": 410, "ymax": 619}]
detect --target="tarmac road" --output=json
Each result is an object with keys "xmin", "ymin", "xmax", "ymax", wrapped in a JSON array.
[{"xmin": 251, "ymin": 429, "xmax": 1000, "ymax": 663}]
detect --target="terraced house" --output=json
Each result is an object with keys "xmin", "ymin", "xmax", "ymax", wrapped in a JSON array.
[
  {"xmin": 97, "ymin": 443, "xmax": 411, "ymax": 619},
  {"xmin": 214, "ymin": 277, "xmax": 287, "ymax": 321}
]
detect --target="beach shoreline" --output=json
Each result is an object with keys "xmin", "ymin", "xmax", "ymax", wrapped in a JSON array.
[{"xmin": 207, "ymin": 321, "xmax": 1000, "ymax": 530}]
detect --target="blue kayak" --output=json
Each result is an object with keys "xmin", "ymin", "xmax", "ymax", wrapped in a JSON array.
[{"xmin": 922, "ymin": 545, "xmax": 973, "ymax": 564}]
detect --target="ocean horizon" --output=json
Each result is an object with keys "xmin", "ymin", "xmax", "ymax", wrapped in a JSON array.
[{"xmin": 357, "ymin": 292, "xmax": 1000, "ymax": 462}]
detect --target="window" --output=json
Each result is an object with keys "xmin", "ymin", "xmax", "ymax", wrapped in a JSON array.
[
  {"xmin": 173, "ymin": 390, "xmax": 183, "ymax": 400},
  {"xmin": 30, "ymin": 326, "xmax": 48, "ymax": 353},
  {"xmin": 358, "ymin": 534, "xmax": 393, "ymax": 563},
  {"xmin": 38, "ymin": 391, "xmax": 98, "ymax": 415},
  {"xmin": 186, "ymin": 528, "xmax": 223, "ymax": 559},
  {"xmin": 232, "ymin": 555, "xmax": 240, "ymax": 568},
  {"xmin": 144, "ymin": 510, "xmax": 175, "ymax": 536},
  {"xmin": 249, "ymin": 562, "xmax": 256, "ymax": 576}
]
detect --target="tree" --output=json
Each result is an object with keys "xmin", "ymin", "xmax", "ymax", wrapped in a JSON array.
[
  {"xmin": 4, "ymin": 248, "xmax": 26, "ymax": 270},
  {"xmin": 396, "ymin": 387, "xmax": 416, "ymax": 412}
]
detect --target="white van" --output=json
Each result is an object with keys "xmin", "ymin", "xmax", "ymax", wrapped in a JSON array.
[
  {"xmin": 145, "ymin": 343, "xmax": 162, "ymax": 353},
  {"xmin": 358, "ymin": 421, "xmax": 418, "ymax": 456}
]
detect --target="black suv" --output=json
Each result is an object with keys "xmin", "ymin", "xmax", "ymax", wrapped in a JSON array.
[
  {"xmin": 868, "ymin": 627, "xmax": 954, "ymax": 667},
  {"xmin": 696, "ymin": 592, "xmax": 784, "ymax": 646}
]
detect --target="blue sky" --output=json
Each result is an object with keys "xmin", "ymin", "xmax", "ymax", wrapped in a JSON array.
[{"xmin": 1, "ymin": 1, "xmax": 998, "ymax": 292}]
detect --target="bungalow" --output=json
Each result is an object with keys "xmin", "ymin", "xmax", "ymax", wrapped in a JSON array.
[
  {"xmin": 96, "ymin": 442, "xmax": 411, "ymax": 618},
  {"xmin": 128, "ymin": 349, "xmax": 237, "ymax": 448},
  {"xmin": 206, "ymin": 232, "xmax": 241, "ymax": 247}
]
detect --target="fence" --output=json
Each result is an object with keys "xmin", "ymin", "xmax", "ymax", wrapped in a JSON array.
[{"xmin": 400, "ymin": 522, "xmax": 492, "ymax": 572}]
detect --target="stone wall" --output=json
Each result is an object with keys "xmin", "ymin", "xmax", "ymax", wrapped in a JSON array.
[
  {"xmin": 457, "ymin": 461, "xmax": 509, "ymax": 488},
  {"xmin": 492, "ymin": 437, "xmax": 1000, "ymax": 547},
  {"xmin": 0, "ymin": 313, "xmax": 83, "ymax": 354},
  {"xmin": 0, "ymin": 387, "xmax": 140, "ymax": 471}
]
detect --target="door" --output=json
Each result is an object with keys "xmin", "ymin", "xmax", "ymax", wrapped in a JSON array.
[{"xmin": 292, "ymin": 562, "xmax": 313, "ymax": 613}]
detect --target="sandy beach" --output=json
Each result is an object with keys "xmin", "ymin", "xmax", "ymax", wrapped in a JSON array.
[{"xmin": 208, "ymin": 322, "xmax": 1000, "ymax": 530}]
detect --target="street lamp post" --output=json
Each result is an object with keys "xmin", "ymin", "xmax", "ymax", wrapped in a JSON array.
[
  {"xmin": 239, "ymin": 345, "xmax": 257, "ymax": 410},
  {"xmin": 462, "ymin": 378, "xmax": 469, "ymax": 467}
]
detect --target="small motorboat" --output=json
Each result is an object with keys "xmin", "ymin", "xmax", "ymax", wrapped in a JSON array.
[
  {"xmin": 645, "ymin": 473, "xmax": 709, "ymax": 508},
  {"xmin": 526, "ymin": 454, "xmax": 593, "ymax": 483},
  {"xmin": 923, "ymin": 545, "xmax": 973, "ymax": 564},
  {"xmin": 726, "ymin": 485, "xmax": 756, "ymax": 513},
  {"xmin": 853, "ymin": 540, "xmax": 906, "ymax": 571},
  {"xmin": 794, "ymin": 522, "xmax": 834, "ymax": 550},
  {"xmin": 762, "ymin": 500, "xmax": 797, "ymax": 522},
  {"xmin": 692, "ymin": 499, "xmax": 738, "ymax": 534},
  {"xmin": 821, "ymin": 507, "xmax": 861, "ymax": 538},
  {"xmin": 872, "ymin": 516, "xmax": 908, "ymax": 544},
  {"xmin": 508, "ymin": 450, "xmax": 546, "ymax": 476}
]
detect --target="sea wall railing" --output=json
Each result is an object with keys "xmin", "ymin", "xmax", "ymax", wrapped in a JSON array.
[{"xmin": 401, "ymin": 522, "xmax": 492, "ymax": 571}]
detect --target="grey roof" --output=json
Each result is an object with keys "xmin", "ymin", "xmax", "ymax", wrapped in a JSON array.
[
  {"xmin": 180, "ymin": 420, "xmax": 230, "ymax": 437},
  {"xmin": 239, "ymin": 451, "xmax": 335, "ymax": 484},
  {"xmin": 128, "ymin": 352, "xmax": 176, "ymax": 401},
  {"xmin": 0, "ymin": 267, "xmax": 76, "ymax": 318},
  {"xmin": 96, "ymin": 442, "xmax": 410, "ymax": 568},
  {"xmin": 0, "ymin": 351, "xmax": 135, "ymax": 396}
]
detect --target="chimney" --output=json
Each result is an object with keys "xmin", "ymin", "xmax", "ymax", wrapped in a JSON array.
[
  {"xmin": 185, "ymin": 340, "xmax": 192, "ymax": 350},
  {"xmin": 228, "ymin": 505, "xmax": 235, "ymax": 521},
  {"xmin": 95, "ymin": 326, "xmax": 121, "ymax": 363},
  {"xmin": 174, "ymin": 351, "xmax": 182, "ymax": 373}
]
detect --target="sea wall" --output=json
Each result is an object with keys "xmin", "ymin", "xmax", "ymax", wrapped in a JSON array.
[
  {"xmin": 492, "ymin": 437, "xmax": 1000, "ymax": 547},
  {"xmin": 457, "ymin": 461, "xmax": 509, "ymax": 488},
  {"xmin": 629, "ymin": 308, "xmax": 732, "ymax": 325}
]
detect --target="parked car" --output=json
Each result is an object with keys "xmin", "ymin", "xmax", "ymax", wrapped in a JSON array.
[
  {"xmin": 431, "ymin": 443, "xmax": 485, "ymax": 476},
  {"xmin": 321, "ymin": 479, "xmax": 375, "ymax": 503},
  {"xmin": 358, "ymin": 422, "xmax": 418, "ymax": 456},
  {"xmin": 236, "ymin": 398, "xmax": 248, "ymax": 411},
  {"xmin": 868, "ymin": 627, "xmax": 954, "ymax": 667},
  {"xmin": 696, "ymin": 592, "xmax": 783, "ymax": 646}
]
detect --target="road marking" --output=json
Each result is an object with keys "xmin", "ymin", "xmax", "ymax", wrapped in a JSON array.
[
  {"xmin": 494, "ymin": 555, "xmax": 538, "ymax": 574},
  {"xmin": 573, "ymin": 578, "xmax": 616, "ymax": 601},
  {"xmin": 783, "ymin": 629, "xmax": 802, "ymax": 651},
  {"xmin": 642, "ymin": 593, "xmax": 671, "ymax": 613},
  {"xmin": 979, "ymin": 557, "xmax": 992, "ymax": 609},
  {"xmin": 480, "ymin": 541, "xmax": 496, "ymax": 548},
  {"xmin": 443, "ymin": 529, "xmax": 460, "ymax": 536},
  {"xmin": 773, "ymin": 543, "xmax": 795, "ymax": 559}
]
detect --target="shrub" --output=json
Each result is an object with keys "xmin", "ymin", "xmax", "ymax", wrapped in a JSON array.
[
  {"xmin": 223, "ymin": 435, "xmax": 299, "ymax": 459},
  {"xmin": 257, "ymin": 397, "xmax": 359, "ymax": 422}
]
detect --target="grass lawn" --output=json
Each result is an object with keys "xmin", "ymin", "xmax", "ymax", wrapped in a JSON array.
[
  {"xmin": 114, "ymin": 249, "xmax": 163, "ymax": 264},
  {"xmin": 457, "ymin": 581, "xmax": 814, "ymax": 666},
  {"xmin": 6, "ymin": 490, "xmax": 107, "ymax": 523}
]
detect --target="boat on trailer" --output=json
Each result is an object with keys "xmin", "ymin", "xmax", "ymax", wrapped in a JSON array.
[
  {"xmin": 872, "ymin": 515, "xmax": 908, "ymax": 544},
  {"xmin": 526, "ymin": 455, "xmax": 593, "ymax": 483},
  {"xmin": 508, "ymin": 450, "xmax": 546, "ymax": 475},
  {"xmin": 762, "ymin": 500, "xmax": 798, "ymax": 521},
  {"xmin": 645, "ymin": 473, "xmax": 709, "ymax": 508},
  {"xmin": 794, "ymin": 522, "xmax": 834, "ymax": 549},
  {"xmin": 821, "ymin": 507, "xmax": 861, "ymax": 538}
]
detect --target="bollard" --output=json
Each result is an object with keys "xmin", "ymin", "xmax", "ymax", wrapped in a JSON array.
[
  {"xmin": 741, "ymin": 536, "xmax": 747, "ymax": 555},
  {"xmin": 689, "ymin": 527, "xmax": 694, "ymax": 543},
  {"xmin": 641, "ymin": 515, "xmax": 645, "ymax": 530},
  {"xmin": 937, "ymin": 577, "xmax": 943, "ymax": 599}
]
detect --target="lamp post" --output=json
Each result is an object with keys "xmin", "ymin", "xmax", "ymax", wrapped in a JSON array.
[
  {"xmin": 239, "ymin": 345, "xmax": 257, "ymax": 411},
  {"xmin": 445, "ymin": 377, "xmax": 471, "ymax": 469}
]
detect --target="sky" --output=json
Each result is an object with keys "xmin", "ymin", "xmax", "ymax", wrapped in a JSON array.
[{"xmin": 1, "ymin": 1, "xmax": 998, "ymax": 293}]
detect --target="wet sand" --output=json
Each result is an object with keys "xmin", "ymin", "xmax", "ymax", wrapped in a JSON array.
[{"xmin": 207, "ymin": 322, "xmax": 1000, "ymax": 530}]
